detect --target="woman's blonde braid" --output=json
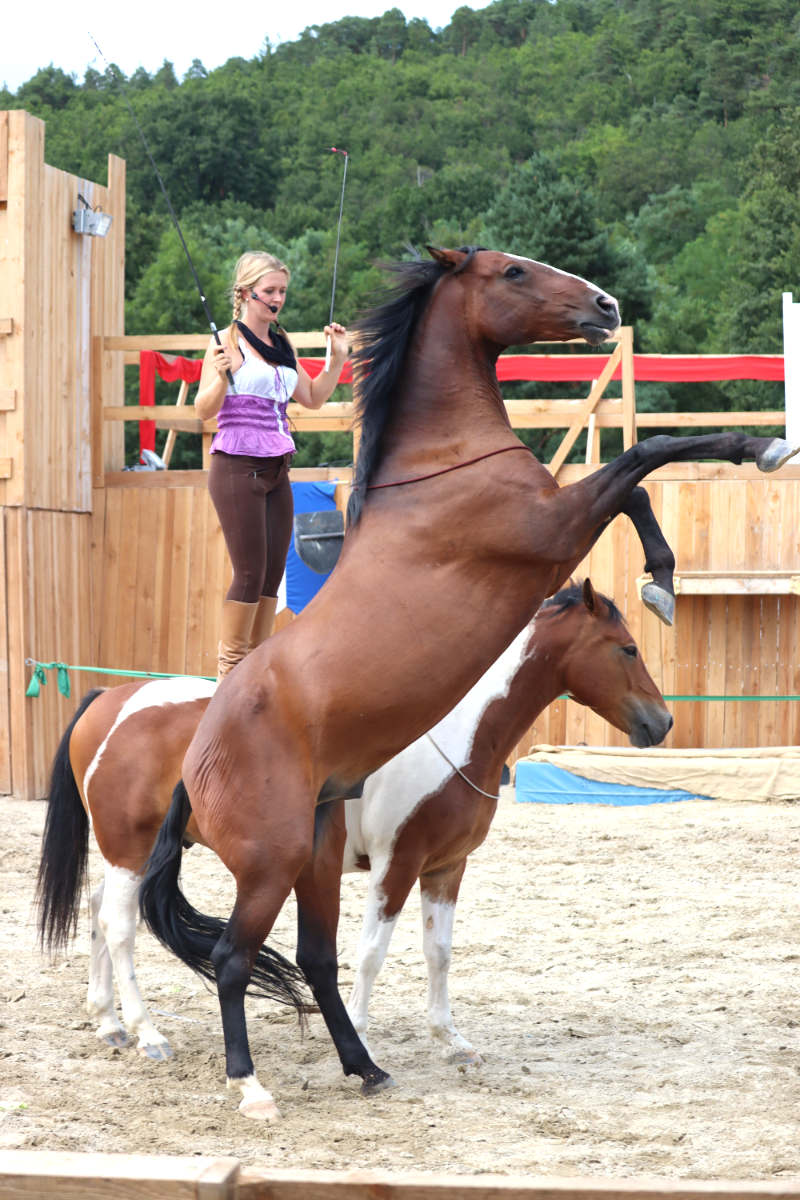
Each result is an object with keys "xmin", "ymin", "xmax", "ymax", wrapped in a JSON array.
[{"xmin": 228, "ymin": 284, "xmax": 244, "ymax": 349}]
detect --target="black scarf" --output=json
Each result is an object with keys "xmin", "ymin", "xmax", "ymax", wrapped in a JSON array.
[{"xmin": 236, "ymin": 320, "xmax": 297, "ymax": 370}]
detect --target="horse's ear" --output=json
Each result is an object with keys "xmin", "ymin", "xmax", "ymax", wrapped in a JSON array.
[
  {"xmin": 582, "ymin": 578, "xmax": 597, "ymax": 613},
  {"xmin": 426, "ymin": 246, "xmax": 468, "ymax": 270}
]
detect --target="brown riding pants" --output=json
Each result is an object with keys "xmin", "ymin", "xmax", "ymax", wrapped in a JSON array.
[{"xmin": 208, "ymin": 451, "xmax": 294, "ymax": 602}]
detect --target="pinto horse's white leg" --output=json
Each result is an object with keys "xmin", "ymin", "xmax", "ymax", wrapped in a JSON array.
[
  {"xmin": 346, "ymin": 865, "xmax": 399, "ymax": 1055},
  {"xmin": 420, "ymin": 873, "xmax": 482, "ymax": 1066},
  {"xmin": 98, "ymin": 862, "xmax": 173, "ymax": 1060},
  {"xmin": 86, "ymin": 879, "xmax": 128, "ymax": 1047}
]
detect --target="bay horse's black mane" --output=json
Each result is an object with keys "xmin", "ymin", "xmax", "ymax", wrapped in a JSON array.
[
  {"xmin": 347, "ymin": 247, "xmax": 484, "ymax": 527},
  {"xmin": 541, "ymin": 581, "xmax": 623, "ymax": 624}
]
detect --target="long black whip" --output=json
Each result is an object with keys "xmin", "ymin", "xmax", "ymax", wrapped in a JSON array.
[
  {"xmin": 88, "ymin": 34, "xmax": 234, "ymax": 387},
  {"xmin": 325, "ymin": 147, "xmax": 349, "ymax": 370}
]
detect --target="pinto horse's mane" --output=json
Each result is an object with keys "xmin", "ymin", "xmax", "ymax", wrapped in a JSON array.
[
  {"xmin": 540, "ymin": 581, "xmax": 623, "ymax": 624},
  {"xmin": 347, "ymin": 247, "xmax": 483, "ymax": 527}
]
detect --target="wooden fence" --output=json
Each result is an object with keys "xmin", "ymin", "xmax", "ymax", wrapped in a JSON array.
[
  {"xmin": 1, "ymin": 107, "xmax": 798, "ymax": 800},
  {"xmin": 4, "ymin": 1153, "xmax": 800, "ymax": 1200}
]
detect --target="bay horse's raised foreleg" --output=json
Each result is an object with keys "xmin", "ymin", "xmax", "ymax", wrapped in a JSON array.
[
  {"xmin": 587, "ymin": 434, "xmax": 799, "ymax": 517},
  {"xmin": 558, "ymin": 433, "xmax": 798, "ymax": 605},
  {"xmin": 619, "ymin": 486, "xmax": 676, "ymax": 626},
  {"xmin": 294, "ymin": 801, "xmax": 394, "ymax": 1097}
]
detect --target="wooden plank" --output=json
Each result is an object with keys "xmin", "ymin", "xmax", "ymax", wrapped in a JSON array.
[
  {"xmin": 102, "ymin": 402, "xmax": 356, "ymax": 433},
  {"xmin": 0, "ymin": 511, "xmax": 10, "ymax": 792},
  {"xmin": 0, "ymin": 110, "xmax": 7, "ymax": 204},
  {"xmin": 103, "ymin": 334, "xmax": 210, "ymax": 351},
  {"xmin": 0, "ymin": 317, "xmax": 12, "ymax": 335},
  {"xmin": 236, "ymin": 1167, "xmax": 800, "ymax": 1200},
  {"xmin": 6, "ymin": 1156, "xmax": 800, "ymax": 1200},
  {"xmin": 556, "ymin": 462, "xmax": 800, "ymax": 484},
  {"xmin": 673, "ymin": 572, "xmax": 800, "ymax": 595},
  {"xmin": 0, "ymin": 1151, "xmax": 240, "ymax": 1199},
  {"xmin": 618, "ymin": 324, "xmax": 637, "ymax": 448},
  {"xmin": 162, "ymin": 486, "xmax": 191, "ymax": 672},
  {"xmin": 635, "ymin": 411, "xmax": 785, "ymax": 428},
  {"xmin": 0, "ymin": 389, "xmax": 16, "ymax": 410},
  {"xmin": 4, "ymin": 507, "xmax": 33, "ymax": 798}
]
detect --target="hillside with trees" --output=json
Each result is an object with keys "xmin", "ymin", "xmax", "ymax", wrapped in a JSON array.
[{"xmin": 3, "ymin": 0, "xmax": 798, "ymax": 464}]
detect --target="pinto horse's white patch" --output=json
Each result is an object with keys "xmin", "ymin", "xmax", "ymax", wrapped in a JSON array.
[
  {"xmin": 343, "ymin": 621, "xmax": 538, "ymax": 875},
  {"xmin": 83, "ymin": 676, "xmax": 216, "ymax": 803}
]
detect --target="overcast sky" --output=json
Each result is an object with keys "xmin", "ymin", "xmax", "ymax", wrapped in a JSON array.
[{"xmin": 3, "ymin": 0, "xmax": 484, "ymax": 91}]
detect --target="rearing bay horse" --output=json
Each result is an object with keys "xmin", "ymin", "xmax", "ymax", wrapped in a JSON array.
[{"xmin": 140, "ymin": 246, "xmax": 798, "ymax": 1120}]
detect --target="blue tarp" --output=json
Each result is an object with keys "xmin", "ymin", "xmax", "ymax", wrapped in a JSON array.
[
  {"xmin": 285, "ymin": 481, "xmax": 339, "ymax": 614},
  {"xmin": 515, "ymin": 758, "xmax": 708, "ymax": 806}
]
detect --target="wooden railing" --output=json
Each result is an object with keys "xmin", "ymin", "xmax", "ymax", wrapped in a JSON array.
[{"xmin": 94, "ymin": 329, "xmax": 788, "ymax": 482}]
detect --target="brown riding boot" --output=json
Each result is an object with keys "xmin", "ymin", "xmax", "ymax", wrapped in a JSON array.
[
  {"xmin": 216, "ymin": 599, "xmax": 258, "ymax": 679},
  {"xmin": 250, "ymin": 594, "xmax": 279, "ymax": 651}
]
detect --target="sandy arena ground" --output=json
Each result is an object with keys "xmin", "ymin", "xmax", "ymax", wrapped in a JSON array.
[{"xmin": 2, "ymin": 788, "xmax": 800, "ymax": 1179}]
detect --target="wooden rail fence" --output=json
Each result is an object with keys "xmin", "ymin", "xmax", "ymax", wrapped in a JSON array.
[{"xmin": 3, "ymin": 1153, "xmax": 800, "ymax": 1200}]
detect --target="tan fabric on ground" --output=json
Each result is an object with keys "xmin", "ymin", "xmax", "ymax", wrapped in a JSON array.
[{"xmin": 515, "ymin": 745, "xmax": 800, "ymax": 803}]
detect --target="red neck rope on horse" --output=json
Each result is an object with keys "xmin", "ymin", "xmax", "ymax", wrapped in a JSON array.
[{"xmin": 366, "ymin": 443, "xmax": 532, "ymax": 490}]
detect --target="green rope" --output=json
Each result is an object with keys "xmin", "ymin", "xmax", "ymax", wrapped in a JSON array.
[
  {"xmin": 23, "ymin": 659, "xmax": 800, "ymax": 703},
  {"xmin": 25, "ymin": 659, "xmax": 214, "ymax": 698}
]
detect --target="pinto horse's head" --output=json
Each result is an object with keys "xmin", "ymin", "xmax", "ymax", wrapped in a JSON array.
[
  {"xmin": 427, "ymin": 246, "xmax": 620, "ymax": 349},
  {"xmin": 541, "ymin": 579, "xmax": 672, "ymax": 749}
]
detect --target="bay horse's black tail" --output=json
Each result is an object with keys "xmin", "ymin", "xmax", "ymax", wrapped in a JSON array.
[
  {"xmin": 139, "ymin": 780, "xmax": 309, "ymax": 1019},
  {"xmin": 36, "ymin": 688, "xmax": 105, "ymax": 952}
]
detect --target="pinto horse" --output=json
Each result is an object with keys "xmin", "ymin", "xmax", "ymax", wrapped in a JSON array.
[
  {"xmin": 137, "ymin": 246, "xmax": 797, "ymax": 1120},
  {"xmin": 36, "ymin": 578, "xmax": 669, "ymax": 1065},
  {"xmin": 344, "ymin": 578, "xmax": 672, "ymax": 1063}
]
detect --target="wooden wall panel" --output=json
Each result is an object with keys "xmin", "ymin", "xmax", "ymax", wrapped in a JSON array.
[
  {"xmin": 0, "ymin": 512, "xmax": 10, "ymax": 793},
  {"xmin": 4, "ymin": 466, "xmax": 800, "ymax": 797}
]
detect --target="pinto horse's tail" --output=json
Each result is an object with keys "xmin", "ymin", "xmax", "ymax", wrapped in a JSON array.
[
  {"xmin": 36, "ymin": 687, "xmax": 105, "ymax": 952},
  {"xmin": 139, "ymin": 780, "xmax": 309, "ymax": 1019}
]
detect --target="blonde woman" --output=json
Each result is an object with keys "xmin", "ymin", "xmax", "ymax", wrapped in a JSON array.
[{"xmin": 195, "ymin": 251, "xmax": 348, "ymax": 678}]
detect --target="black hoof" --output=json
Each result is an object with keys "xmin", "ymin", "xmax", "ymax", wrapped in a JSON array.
[{"xmin": 360, "ymin": 1068, "xmax": 395, "ymax": 1097}]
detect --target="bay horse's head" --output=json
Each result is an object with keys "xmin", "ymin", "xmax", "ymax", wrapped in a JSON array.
[
  {"xmin": 427, "ymin": 245, "xmax": 620, "ymax": 349},
  {"xmin": 540, "ymin": 580, "xmax": 672, "ymax": 748}
]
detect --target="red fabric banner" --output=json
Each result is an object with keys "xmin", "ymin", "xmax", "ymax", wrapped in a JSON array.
[
  {"xmin": 495, "ymin": 354, "xmax": 785, "ymax": 383},
  {"xmin": 138, "ymin": 351, "xmax": 204, "ymax": 457}
]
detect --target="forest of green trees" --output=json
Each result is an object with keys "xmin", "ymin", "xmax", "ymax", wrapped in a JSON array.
[{"xmin": 3, "ymin": 0, "xmax": 799, "ymax": 465}]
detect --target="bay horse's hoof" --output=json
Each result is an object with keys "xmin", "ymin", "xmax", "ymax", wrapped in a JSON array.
[
  {"xmin": 360, "ymin": 1069, "xmax": 396, "ymax": 1097},
  {"xmin": 757, "ymin": 439, "xmax": 800, "ymax": 473},
  {"xmin": 641, "ymin": 582, "xmax": 675, "ymax": 627},
  {"xmin": 139, "ymin": 1041, "xmax": 174, "ymax": 1061}
]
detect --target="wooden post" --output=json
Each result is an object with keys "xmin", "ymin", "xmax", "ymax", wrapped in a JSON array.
[
  {"xmin": 619, "ymin": 324, "xmax": 637, "ymax": 449},
  {"xmin": 783, "ymin": 292, "xmax": 799, "ymax": 448}
]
